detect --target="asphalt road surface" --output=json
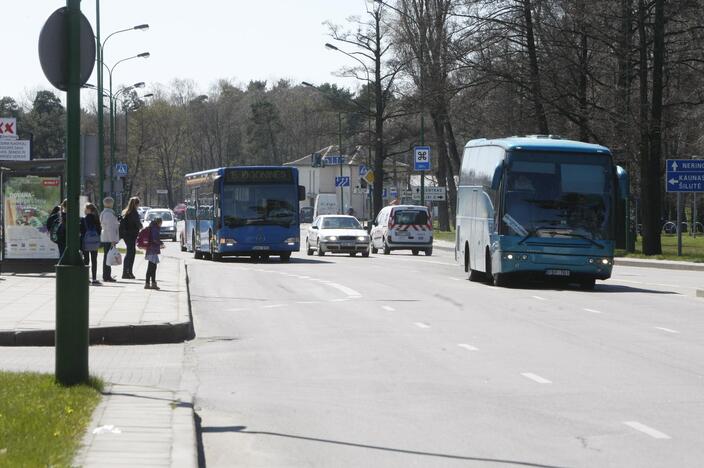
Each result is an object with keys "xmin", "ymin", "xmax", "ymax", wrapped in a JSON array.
[{"xmin": 170, "ymin": 239, "xmax": 704, "ymax": 468}]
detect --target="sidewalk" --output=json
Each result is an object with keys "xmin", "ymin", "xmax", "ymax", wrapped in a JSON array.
[{"xmin": 0, "ymin": 254, "xmax": 193, "ymax": 346}]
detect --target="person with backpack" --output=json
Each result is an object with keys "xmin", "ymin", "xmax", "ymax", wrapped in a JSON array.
[
  {"xmin": 80, "ymin": 203, "xmax": 102, "ymax": 285},
  {"xmin": 143, "ymin": 217, "xmax": 164, "ymax": 290},
  {"xmin": 120, "ymin": 197, "xmax": 142, "ymax": 280},
  {"xmin": 100, "ymin": 197, "xmax": 120, "ymax": 282}
]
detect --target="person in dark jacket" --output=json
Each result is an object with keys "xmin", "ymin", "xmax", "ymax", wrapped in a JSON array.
[
  {"xmin": 144, "ymin": 218, "xmax": 164, "ymax": 290},
  {"xmin": 80, "ymin": 203, "xmax": 102, "ymax": 285},
  {"xmin": 121, "ymin": 197, "xmax": 142, "ymax": 279}
]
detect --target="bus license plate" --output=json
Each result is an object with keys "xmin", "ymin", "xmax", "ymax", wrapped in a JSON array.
[
  {"xmin": 546, "ymin": 269, "xmax": 570, "ymax": 277},
  {"xmin": 253, "ymin": 246, "xmax": 270, "ymax": 251}
]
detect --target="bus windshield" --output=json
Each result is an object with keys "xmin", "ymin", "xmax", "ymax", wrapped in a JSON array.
[
  {"xmin": 222, "ymin": 184, "xmax": 297, "ymax": 228},
  {"xmin": 503, "ymin": 154, "xmax": 612, "ymax": 240}
]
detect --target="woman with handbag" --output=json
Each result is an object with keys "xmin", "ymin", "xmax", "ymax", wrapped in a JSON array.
[
  {"xmin": 121, "ymin": 197, "xmax": 142, "ymax": 279},
  {"xmin": 100, "ymin": 197, "xmax": 120, "ymax": 282}
]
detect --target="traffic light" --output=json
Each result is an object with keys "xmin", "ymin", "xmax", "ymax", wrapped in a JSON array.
[{"xmin": 311, "ymin": 152, "xmax": 322, "ymax": 167}]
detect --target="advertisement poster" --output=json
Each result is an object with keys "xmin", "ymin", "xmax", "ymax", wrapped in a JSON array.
[{"xmin": 2, "ymin": 175, "xmax": 61, "ymax": 259}]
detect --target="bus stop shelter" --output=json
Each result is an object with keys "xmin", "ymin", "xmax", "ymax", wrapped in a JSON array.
[{"xmin": 0, "ymin": 159, "xmax": 65, "ymax": 273}]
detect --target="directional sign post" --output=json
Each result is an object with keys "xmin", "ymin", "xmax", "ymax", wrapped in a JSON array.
[{"xmin": 666, "ymin": 159, "xmax": 704, "ymax": 256}]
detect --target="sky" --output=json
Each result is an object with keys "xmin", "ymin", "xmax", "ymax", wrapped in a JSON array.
[{"xmin": 3, "ymin": 0, "xmax": 372, "ymax": 108}]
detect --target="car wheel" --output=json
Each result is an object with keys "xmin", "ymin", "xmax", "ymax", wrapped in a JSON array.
[
  {"xmin": 371, "ymin": 245, "xmax": 378, "ymax": 254},
  {"xmin": 383, "ymin": 239, "xmax": 390, "ymax": 255},
  {"xmin": 306, "ymin": 239, "xmax": 314, "ymax": 256},
  {"xmin": 412, "ymin": 249, "xmax": 419, "ymax": 256},
  {"xmin": 424, "ymin": 247, "xmax": 432, "ymax": 256},
  {"xmin": 349, "ymin": 252, "xmax": 356, "ymax": 257},
  {"xmin": 361, "ymin": 250, "xmax": 370, "ymax": 258},
  {"xmin": 317, "ymin": 242, "xmax": 325, "ymax": 256},
  {"xmin": 469, "ymin": 269, "xmax": 484, "ymax": 282}
]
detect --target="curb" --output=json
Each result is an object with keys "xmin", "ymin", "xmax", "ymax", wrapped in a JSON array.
[
  {"xmin": 615, "ymin": 258, "xmax": 704, "ymax": 271},
  {"xmin": 0, "ymin": 260, "xmax": 195, "ymax": 347}
]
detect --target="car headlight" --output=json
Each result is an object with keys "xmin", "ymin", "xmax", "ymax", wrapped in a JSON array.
[
  {"xmin": 284, "ymin": 237, "xmax": 299, "ymax": 244},
  {"xmin": 326, "ymin": 236, "xmax": 338, "ymax": 241},
  {"xmin": 357, "ymin": 236, "xmax": 369, "ymax": 242}
]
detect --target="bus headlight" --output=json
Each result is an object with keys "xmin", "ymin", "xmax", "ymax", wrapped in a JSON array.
[
  {"xmin": 284, "ymin": 237, "xmax": 299, "ymax": 245},
  {"xmin": 219, "ymin": 238, "xmax": 237, "ymax": 246},
  {"xmin": 601, "ymin": 258, "xmax": 611, "ymax": 265}
]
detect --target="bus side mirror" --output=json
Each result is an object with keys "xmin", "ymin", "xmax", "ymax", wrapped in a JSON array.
[
  {"xmin": 616, "ymin": 165, "xmax": 629, "ymax": 200},
  {"xmin": 491, "ymin": 162, "xmax": 504, "ymax": 190},
  {"xmin": 298, "ymin": 185, "xmax": 306, "ymax": 201}
]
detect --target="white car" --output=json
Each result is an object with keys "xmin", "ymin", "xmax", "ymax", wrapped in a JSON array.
[
  {"xmin": 306, "ymin": 215, "xmax": 370, "ymax": 257},
  {"xmin": 370, "ymin": 205, "xmax": 433, "ymax": 256},
  {"xmin": 142, "ymin": 209, "xmax": 177, "ymax": 241}
]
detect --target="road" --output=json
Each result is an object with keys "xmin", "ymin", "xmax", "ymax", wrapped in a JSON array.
[{"xmin": 172, "ymin": 235, "xmax": 704, "ymax": 468}]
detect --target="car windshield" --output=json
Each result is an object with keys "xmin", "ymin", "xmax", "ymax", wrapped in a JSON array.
[
  {"xmin": 222, "ymin": 184, "xmax": 297, "ymax": 227},
  {"xmin": 394, "ymin": 210, "xmax": 428, "ymax": 225},
  {"xmin": 502, "ymin": 154, "xmax": 612, "ymax": 240},
  {"xmin": 146, "ymin": 211, "xmax": 172, "ymax": 222},
  {"xmin": 321, "ymin": 217, "xmax": 361, "ymax": 229}
]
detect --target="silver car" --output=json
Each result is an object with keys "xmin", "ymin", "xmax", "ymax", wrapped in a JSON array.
[{"xmin": 306, "ymin": 215, "xmax": 370, "ymax": 257}]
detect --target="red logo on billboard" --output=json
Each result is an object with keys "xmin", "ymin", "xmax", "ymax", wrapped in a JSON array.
[{"xmin": 42, "ymin": 178, "xmax": 60, "ymax": 187}]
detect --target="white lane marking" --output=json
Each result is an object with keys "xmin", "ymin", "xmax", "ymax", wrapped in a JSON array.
[
  {"xmin": 458, "ymin": 344, "xmax": 478, "ymax": 351},
  {"xmin": 330, "ymin": 298, "xmax": 350, "ymax": 303},
  {"xmin": 414, "ymin": 322, "xmax": 430, "ymax": 329},
  {"xmin": 297, "ymin": 276, "xmax": 310, "ymax": 279},
  {"xmin": 584, "ymin": 308, "xmax": 602, "ymax": 314},
  {"xmin": 382, "ymin": 305, "xmax": 395, "ymax": 312},
  {"xmin": 296, "ymin": 301, "xmax": 320, "ymax": 304},
  {"xmin": 623, "ymin": 421, "xmax": 671, "ymax": 439},
  {"xmin": 521, "ymin": 372, "xmax": 552, "ymax": 384},
  {"xmin": 262, "ymin": 304, "xmax": 285, "ymax": 309},
  {"xmin": 532, "ymin": 295, "xmax": 547, "ymax": 301},
  {"xmin": 448, "ymin": 277, "xmax": 461, "ymax": 281},
  {"xmin": 326, "ymin": 282, "xmax": 362, "ymax": 298},
  {"xmin": 654, "ymin": 327, "xmax": 680, "ymax": 334}
]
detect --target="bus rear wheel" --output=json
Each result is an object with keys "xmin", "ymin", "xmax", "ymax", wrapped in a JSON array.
[{"xmin": 280, "ymin": 253, "xmax": 291, "ymax": 262}]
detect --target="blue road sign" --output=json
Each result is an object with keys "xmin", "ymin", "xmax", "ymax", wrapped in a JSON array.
[
  {"xmin": 382, "ymin": 188, "xmax": 388, "ymax": 198},
  {"xmin": 335, "ymin": 176, "xmax": 350, "ymax": 187},
  {"xmin": 414, "ymin": 146, "xmax": 431, "ymax": 171},
  {"xmin": 359, "ymin": 164, "xmax": 368, "ymax": 176},
  {"xmin": 666, "ymin": 159, "xmax": 704, "ymax": 193},
  {"xmin": 326, "ymin": 155, "xmax": 345, "ymax": 166},
  {"xmin": 115, "ymin": 162, "xmax": 128, "ymax": 177}
]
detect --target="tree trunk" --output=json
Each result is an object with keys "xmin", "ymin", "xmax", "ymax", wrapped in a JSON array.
[
  {"xmin": 576, "ymin": 0, "xmax": 589, "ymax": 141},
  {"xmin": 431, "ymin": 112, "xmax": 450, "ymax": 231},
  {"xmin": 614, "ymin": 0, "xmax": 633, "ymax": 165},
  {"xmin": 372, "ymin": 14, "xmax": 384, "ymax": 220},
  {"xmin": 523, "ymin": 0, "xmax": 550, "ymax": 134}
]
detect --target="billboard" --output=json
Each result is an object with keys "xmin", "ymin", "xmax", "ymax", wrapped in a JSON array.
[{"xmin": 2, "ymin": 175, "xmax": 61, "ymax": 259}]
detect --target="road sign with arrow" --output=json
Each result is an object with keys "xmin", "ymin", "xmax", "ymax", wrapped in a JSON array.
[{"xmin": 666, "ymin": 159, "xmax": 704, "ymax": 193}]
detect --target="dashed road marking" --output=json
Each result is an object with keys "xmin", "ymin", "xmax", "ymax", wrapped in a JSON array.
[
  {"xmin": 532, "ymin": 295, "xmax": 547, "ymax": 301},
  {"xmin": 457, "ymin": 344, "xmax": 478, "ymax": 351},
  {"xmin": 521, "ymin": 372, "xmax": 552, "ymax": 384},
  {"xmin": 330, "ymin": 298, "xmax": 350, "ymax": 302},
  {"xmin": 623, "ymin": 421, "xmax": 671, "ymax": 439},
  {"xmin": 326, "ymin": 282, "xmax": 362, "ymax": 298},
  {"xmin": 296, "ymin": 301, "xmax": 320, "ymax": 304},
  {"xmin": 262, "ymin": 304, "xmax": 285, "ymax": 309},
  {"xmin": 584, "ymin": 308, "xmax": 602, "ymax": 314},
  {"xmin": 414, "ymin": 322, "xmax": 430, "ymax": 329},
  {"xmin": 448, "ymin": 277, "xmax": 461, "ymax": 281},
  {"xmin": 382, "ymin": 305, "xmax": 395, "ymax": 312},
  {"xmin": 654, "ymin": 327, "xmax": 680, "ymax": 334}
]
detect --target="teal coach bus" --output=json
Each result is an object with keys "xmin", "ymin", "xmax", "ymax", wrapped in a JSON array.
[
  {"xmin": 182, "ymin": 166, "xmax": 306, "ymax": 262},
  {"xmin": 455, "ymin": 136, "xmax": 629, "ymax": 289}
]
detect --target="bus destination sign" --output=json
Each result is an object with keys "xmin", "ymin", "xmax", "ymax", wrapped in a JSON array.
[{"xmin": 225, "ymin": 168, "xmax": 294, "ymax": 185}]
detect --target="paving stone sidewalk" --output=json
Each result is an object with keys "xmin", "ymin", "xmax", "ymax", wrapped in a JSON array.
[
  {"xmin": 0, "ymin": 343, "xmax": 197, "ymax": 467},
  {"xmin": 0, "ymin": 254, "xmax": 192, "ymax": 345}
]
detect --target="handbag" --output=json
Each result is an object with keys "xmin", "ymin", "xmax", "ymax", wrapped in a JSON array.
[{"xmin": 106, "ymin": 246, "xmax": 122, "ymax": 266}]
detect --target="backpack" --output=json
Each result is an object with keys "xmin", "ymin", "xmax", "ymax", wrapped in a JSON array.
[
  {"xmin": 118, "ymin": 215, "xmax": 128, "ymax": 239},
  {"xmin": 137, "ymin": 227, "xmax": 151, "ymax": 249},
  {"xmin": 82, "ymin": 218, "xmax": 101, "ymax": 252},
  {"xmin": 47, "ymin": 213, "xmax": 61, "ymax": 244}
]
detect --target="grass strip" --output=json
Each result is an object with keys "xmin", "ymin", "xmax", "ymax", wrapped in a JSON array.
[{"xmin": 0, "ymin": 372, "xmax": 102, "ymax": 468}]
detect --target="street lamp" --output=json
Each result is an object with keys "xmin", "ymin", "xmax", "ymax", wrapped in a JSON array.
[
  {"xmin": 106, "ymin": 53, "xmax": 149, "ymax": 200},
  {"xmin": 95, "ymin": 17, "xmax": 150, "ymax": 208}
]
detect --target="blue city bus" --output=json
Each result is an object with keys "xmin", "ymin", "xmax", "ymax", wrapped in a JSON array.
[
  {"xmin": 182, "ymin": 166, "xmax": 306, "ymax": 262},
  {"xmin": 455, "ymin": 136, "xmax": 629, "ymax": 289}
]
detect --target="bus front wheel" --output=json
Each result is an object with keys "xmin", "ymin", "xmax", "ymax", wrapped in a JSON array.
[
  {"xmin": 579, "ymin": 278, "xmax": 596, "ymax": 291},
  {"xmin": 280, "ymin": 253, "xmax": 291, "ymax": 263}
]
